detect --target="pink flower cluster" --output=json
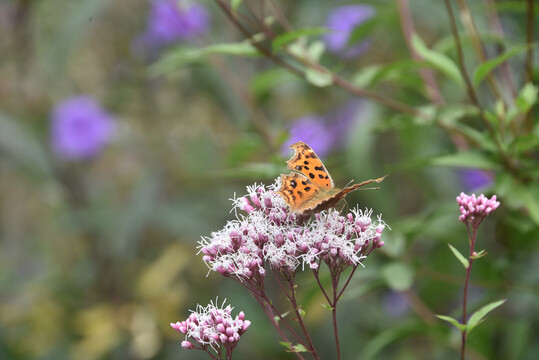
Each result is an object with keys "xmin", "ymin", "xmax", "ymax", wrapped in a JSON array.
[
  {"xmin": 171, "ymin": 300, "xmax": 250, "ymax": 351},
  {"xmin": 199, "ymin": 181, "xmax": 386, "ymax": 279},
  {"xmin": 457, "ymin": 192, "xmax": 500, "ymax": 225}
]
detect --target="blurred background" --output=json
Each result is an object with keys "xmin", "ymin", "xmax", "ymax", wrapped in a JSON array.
[{"xmin": 0, "ymin": 0, "xmax": 537, "ymax": 359}]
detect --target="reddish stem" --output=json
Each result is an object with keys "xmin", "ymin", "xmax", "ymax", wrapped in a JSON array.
[{"xmin": 460, "ymin": 224, "xmax": 478, "ymax": 360}]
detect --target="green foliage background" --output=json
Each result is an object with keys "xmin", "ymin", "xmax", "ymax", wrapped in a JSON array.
[{"xmin": 0, "ymin": 1, "xmax": 537, "ymax": 359}]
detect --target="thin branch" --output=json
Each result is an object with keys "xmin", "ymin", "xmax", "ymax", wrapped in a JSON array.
[
  {"xmin": 213, "ymin": 0, "xmax": 429, "ymax": 119},
  {"xmin": 443, "ymin": 1, "xmax": 496, "ymax": 132},
  {"xmin": 483, "ymin": 0, "xmax": 518, "ymax": 99},
  {"xmin": 455, "ymin": 0, "xmax": 506, "ymax": 104},
  {"xmin": 396, "ymin": 0, "xmax": 445, "ymax": 105}
]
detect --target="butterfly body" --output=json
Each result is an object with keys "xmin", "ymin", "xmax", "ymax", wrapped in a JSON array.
[{"xmin": 277, "ymin": 142, "xmax": 386, "ymax": 216}]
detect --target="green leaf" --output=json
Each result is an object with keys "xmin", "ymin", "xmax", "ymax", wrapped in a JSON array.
[
  {"xmin": 347, "ymin": 18, "xmax": 377, "ymax": 46},
  {"xmin": 411, "ymin": 33, "xmax": 463, "ymax": 85},
  {"xmin": 0, "ymin": 112, "xmax": 52, "ymax": 177},
  {"xmin": 307, "ymin": 40, "xmax": 326, "ymax": 62},
  {"xmin": 471, "ymin": 249, "xmax": 488, "ymax": 260},
  {"xmin": 231, "ymin": 0, "xmax": 243, "ymax": 11},
  {"xmin": 515, "ymin": 82, "xmax": 538, "ymax": 113},
  {"xmin": 515, "ymin": 185, "xmax": 539, "ymax": 226},
  {"xmin": 448, "ymin": 244, "xmax": 469, "ymax": 269},
  {"xmin": 351, "ymin": 59, "xmax": 427, "ymax": 89},
  {"xmin": 321, "ymin": 303, "xmax": 333, "ymax": 311},
  {"xmin": 436, "ymin": 314, "xmax": 466, "ymax": 332},
  {"xmin": 280, "ymin": 343, "xmax": 308, "ymax": 353},
  {"xmin": 150, "ymin": 42, "xmax": 260, "ymax": 75},
  {"xmin": 472, "ymin": 44, "xmax": 532, "ymax": 88},
  {"xmin": 279, "ymin": 341, "xmax": 292, "ymax": 350},
  {"xmin": 467, "ymin": 299, "xmax": 506, "ymax": 335},
  {"xmin": 381, "ymin": 262, "xmax": 414, "ymax": 291},
  {"xmin": 272, "ymin": 27, "xmax": 329, "ymax": 52},
  {"xmin": 305, "ymin": 67, "xmax": 333, "ymax": 87},
  {"xmin": 509, "ymin": 134, "xmax": 539, "ymax": 155},
  {"xmin": 429, "ymin": 151, "xmax": 500, "ymax": 169}
]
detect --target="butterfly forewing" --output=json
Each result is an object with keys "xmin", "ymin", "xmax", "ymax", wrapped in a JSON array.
[
  {"xmin": 277, "ymin": 172, "xmax": 320, "ymax": 212},
  {"xmin": 286, "ymin": 142, "xmax": 334, "ymax": 189}
]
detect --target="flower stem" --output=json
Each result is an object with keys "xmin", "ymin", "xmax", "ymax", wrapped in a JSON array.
[
  {"xmin": 332, "ymin": 273, "xmax": 341, "ymax": 360},
  {"xmin": 461, "ymin": 224, "xmax": 478, "ymax": 360}
]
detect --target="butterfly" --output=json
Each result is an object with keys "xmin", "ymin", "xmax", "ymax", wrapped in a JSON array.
[{"xmin": 277, "ymin": 141, "xmax": 386, "ymax": 216}]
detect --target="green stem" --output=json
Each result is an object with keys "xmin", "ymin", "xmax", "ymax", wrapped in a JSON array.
[{"xmin": 524, "ymin": 0, "xmax": 535, "ymax": 133}]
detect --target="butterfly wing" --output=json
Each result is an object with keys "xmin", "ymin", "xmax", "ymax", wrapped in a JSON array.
[
  {"xmin": 286, "ymin": 142, "xmax": 334, "ymax": 189},
  {"xmin": 276, "ymin": 172, "xmax": 322, "ymax": 213},
  {"xmin": 341, "ymin": 175, "xmax": 387, "ymax": 193}
]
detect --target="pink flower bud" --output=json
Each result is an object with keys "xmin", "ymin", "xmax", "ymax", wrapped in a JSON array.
[{"xmin": 181, "ymin": 341, "xmax": 195, "ymax": 349}]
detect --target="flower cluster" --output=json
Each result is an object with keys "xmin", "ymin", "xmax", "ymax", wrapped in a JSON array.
[
  {"xmin": 199, "ymin": 181, "xmax": 386, "ymax": 281},
  {"xmin": 171, "ymin": 300, "xmax": 250, "ymax": 352},
  {"xmin": 457, "ymin": 192, "xmax": 500, "ymax": 226}
]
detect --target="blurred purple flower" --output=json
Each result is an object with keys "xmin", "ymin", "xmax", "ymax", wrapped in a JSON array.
[
  {"xmin": 50, "ymin": 95, "xmax": 115, "ymax": 160},
  {"xmin": 282, "ymin": 101, "xmax": 363, "ymax": 157},
  {"xmin": 383, "ymin": 291, "xmax": 409, "ymax": 317},
  {"xmin": 142, "ymin": 0, "xmax": 210, "ymax": 46},
  {"xmin": 323, "ymin": 5, "xmax": 375, "ymax": 58},
  {"xmin": 282, "ymin": 115, "xmax": 332, "ymax": 158},
  {"xmin": 460, "ymin": 169, "xmax": 493, "ymax": 191},
  {"xmin": 327, "ymin": 101, "xmax": 362, "ymax": 146}
]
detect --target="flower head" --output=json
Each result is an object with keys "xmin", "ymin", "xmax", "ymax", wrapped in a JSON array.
[
  {"xmin": 143, "ymin": 0, "xmax": 210, "ymax": 46},
  {"xmin": 199, "ymin": 180, "xmax": 386, "ymax": 282},
  {"xmin": 50, "ymin": 95, "xmax": 115, "ymax": 160},
  {"xmin": 171, "ymin": 299, "xmax": 250, "ymax": 352},
  {"xmin": 323, "ymin": 5, "xmax": 375, "ymax": 58},
  {"xmin": 456, "ymin": 192, "xmax": 500, "ymax": 226}
]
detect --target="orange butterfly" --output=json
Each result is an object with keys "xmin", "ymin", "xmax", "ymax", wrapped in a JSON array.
[{"xmin": 277, "ymin": 141, "xmax": 386, "ymax": 215}]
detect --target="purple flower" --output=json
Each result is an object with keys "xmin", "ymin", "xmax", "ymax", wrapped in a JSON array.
[
  {"xmin": 460, "ymin": 169, "xmax": 493, "ymax": 191},
  {"xmin": 143, "ymin": 0, "xmax": 209, "ymax": 46},
  {"xmin": 323, "ymin": 5, "xmax": 375, "ymax": 58},
  {"xmin": 456, "ymin": 192, "xmax": 500, "ymax": 226},
  {"xmin": 282, "ymin": 116, "xmax": 332, "ymax": 158},
  {"xmin": 383, "ymin": 291, "xmax": 409, "ymax": 317},
  {"xmin": 50, "ymin": 95, "xmax": 115, "ymax": 160},
  {"xmin": 282, "ymin": 101, "xmax": 364, "ymax": 157}
]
